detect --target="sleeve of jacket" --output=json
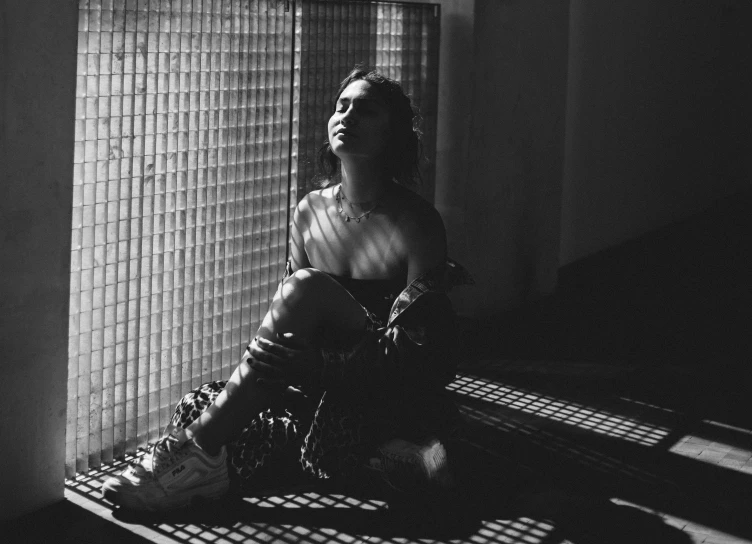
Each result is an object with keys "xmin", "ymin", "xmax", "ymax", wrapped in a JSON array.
[
  {"xmin": 389, "ymin": 291, "xmax": 459, "ymax": 390},
  {"xmin": 386, "ymin": 259, "xmax": 474, "ymax": 391},
  {"xmin": 316, "ymin": 259, "xmax": 473, "ymax": 392}
]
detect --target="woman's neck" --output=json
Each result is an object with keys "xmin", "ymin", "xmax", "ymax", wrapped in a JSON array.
[{"xmin": 339, "ymin": 159, "xmax": 391, "ymax": 204}]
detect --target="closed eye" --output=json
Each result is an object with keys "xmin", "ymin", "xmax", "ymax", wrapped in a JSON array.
[{"xmin": 335, "ymin": 97, "xmax": 380, "ymax": 114}]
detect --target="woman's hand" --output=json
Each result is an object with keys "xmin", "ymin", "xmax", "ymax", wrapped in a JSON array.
[
  {"xmin": 377, "ymin": 325, "xmax": 405, "ymax": 369},
  {"xmin": 247, "ymin": 333, "xmax": 321, "ymax": 385}
]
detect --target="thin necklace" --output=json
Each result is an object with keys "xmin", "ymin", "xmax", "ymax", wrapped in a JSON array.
[{"xmin": 336, "ymin": 184, "xmax": 380, "ymax": 223}]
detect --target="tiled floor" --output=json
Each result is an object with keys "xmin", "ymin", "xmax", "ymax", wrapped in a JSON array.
[{"xmin": 6, "ymin": 358, "xmax": 751, "ymax": 544}]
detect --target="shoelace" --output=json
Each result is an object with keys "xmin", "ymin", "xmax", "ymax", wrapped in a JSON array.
[
  {"xmin": 127, "ymin": 434, "xmax": 187, "ymax": 476},
  {"xmin": 150, "ymin": 434, "xmax": 189, "ymax": 475}
]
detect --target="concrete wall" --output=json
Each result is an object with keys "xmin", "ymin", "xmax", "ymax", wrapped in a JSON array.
[
  {"xmin": 397, "ymin": 0, "xmax": 476, "ymax": 290},
  {"xmin": 456, "ymin": 0, "xmax": 571, "ymax": 315},
  {"xmin": 560, "ymin": 0, "xmax": 752, "ymax": 266},
  {"xmin": 0, "ymin": 0, "xmax": 78, "ymax": 521}
]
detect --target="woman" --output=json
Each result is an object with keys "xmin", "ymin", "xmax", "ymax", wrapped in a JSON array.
[{"xmin": 102, "ymin": 68, "xmax": 470, "ymax": 511}]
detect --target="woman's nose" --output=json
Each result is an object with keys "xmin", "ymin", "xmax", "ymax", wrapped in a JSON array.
[{"xmin": 341, "ymin": 107, "xmax": 357, "ymax": 126}]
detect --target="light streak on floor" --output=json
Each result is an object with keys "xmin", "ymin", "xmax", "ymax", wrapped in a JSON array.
[{"xmin": 449, "ymin": 374, "xmax": 672, "ymax": 446}]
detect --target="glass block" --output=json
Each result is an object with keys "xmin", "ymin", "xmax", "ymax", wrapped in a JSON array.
[
  {"xmin": 108, "ymin": 159, "xmax": 121, "ymax": 180},
  {"xmin": 75, "ymin": 120, "xmax": 86, "ymax": 142},
  {"xmin": 97, "ymin": 140, "xmax": 110, "ymax": 161},
  {"xmin": 87, "ymin": 53, "xmax": 101, "ymax": 76},
  {"xmin": 99, "ymin": 75, "xmax": 112, "ymax": 96},
  {"xmin": 101, "ymin": 10, "xmax": 113, "ymax": 33},
  {"xmin": 86, "ymin": 97, "xmax": 99, "ymax": 117},
  {"xmin": 88, "ymin": 32, "xmax": 101, "ymax": 54},
  {"xmin": 98, "ymin": 96, "xmax": 111, "ymax": 117},
  {"xmin": 111, "ymin": 73, "xmax": 123, "ymax": 95}
]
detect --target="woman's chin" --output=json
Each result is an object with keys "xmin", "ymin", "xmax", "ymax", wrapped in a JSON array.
[
  {"xmin": 331, "ymin": 146, "xmax": 381, "ymax": 163},
  {"xmin": 331, "ymin": 139, "xmax": 356, "ymax": 152},
  {"xmin": 332, "ymin": 148, "xmax": 361, "ymax": 161}
]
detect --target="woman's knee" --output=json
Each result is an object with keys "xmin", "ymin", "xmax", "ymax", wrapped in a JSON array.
[
  {"xmin": 266, "ymin": 267, "xmax": 366, "ymax": 338},
  {"xmin": 288, "ymin": 267, "xmax": 330, "ymax": 284},
  {"xmin": 278, "ymin": 268, "xmax": 333, "ymax": 307}
]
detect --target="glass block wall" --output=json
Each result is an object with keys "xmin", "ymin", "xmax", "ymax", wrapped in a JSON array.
[
  {"xmin": 66, "ymin": 0, "xmax": 438, "ymax": 477},
  {"xmin": 298, "ymin": 0, "xmax": 439, "ymax": 201},
  {"xmin": 67, "ymin": 0, "xmax": 298, "ymax": 476}
]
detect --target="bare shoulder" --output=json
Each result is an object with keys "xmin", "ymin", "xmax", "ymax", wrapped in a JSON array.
[
  {"xmin": 295, "ymin": 187, "xmax": 332, "ymax": 220},
  {"xmin": 391, "ymin": 186, "xmax": 447, "ymax": 277},
  {"xmin": 394, "ymin": 186, "xmax": 446, "ymax": 240},
  {"xmin": 300, "ymin": 186, "xmax": 335, "ymax": 211}
]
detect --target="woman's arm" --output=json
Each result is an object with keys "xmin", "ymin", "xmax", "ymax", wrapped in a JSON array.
[
  {"xmin": 373, "ymin": 203, "xmax": 455, "ymax": 388},
  {"xmin": 404, "ymin": 203, "xmax": 448, "ymax": 285},
  {"xmin": 289, "ymin": 196, "xmax": 312, "ymax": 272},
  {"xmin": 246, "ymin": 196, "xmax": 315, "ymax": 383}
]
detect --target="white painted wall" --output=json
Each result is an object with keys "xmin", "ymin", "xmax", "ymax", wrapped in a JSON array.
[
  {"xmin": 0, "ymin": 0, "xmax": 78, "ymax": 521},
  {"xmin": 560, "ymin": 0, "xmax": 752, "ymax": 266},
  {"xmin": 397, "ymin": 0, "xmax": 476, "ymax": 279},
  {"xmin": 454, "ymin": 0, "xmax": 571, "ymax": 315}
]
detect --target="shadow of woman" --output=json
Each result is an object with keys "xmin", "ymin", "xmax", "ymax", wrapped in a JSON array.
[{"xmin": 515, "ymin": 489, "xmax": 694, "ymax": 544}]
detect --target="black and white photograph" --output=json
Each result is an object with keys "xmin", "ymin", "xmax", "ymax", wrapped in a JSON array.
[{"xmin": 1, "ymin": 1, "xmax": 751, "ymax": 543}]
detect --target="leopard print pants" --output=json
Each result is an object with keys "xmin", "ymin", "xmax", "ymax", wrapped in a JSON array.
[{"xmin": 168, "ymin": 380, "xmax": 374, "ymax": 489}]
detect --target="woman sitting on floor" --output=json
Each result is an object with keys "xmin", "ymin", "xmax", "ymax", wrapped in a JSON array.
[{"xmin": 102, "ymin": 67, "xmax": 471, "ymax": 511}]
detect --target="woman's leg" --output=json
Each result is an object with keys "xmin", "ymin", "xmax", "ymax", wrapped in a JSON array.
[
  {"xmin": 185, "ymin": 268, "xmax": 367, "ymax": 455},
  {"xmin": 101, "ymin": 269, "xmax": 366, "ymax": 510}
]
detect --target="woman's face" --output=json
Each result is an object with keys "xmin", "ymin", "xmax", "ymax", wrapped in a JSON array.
[{"xmin": 328, "ymin": 80, "xmax": 391, "ymax": 163}]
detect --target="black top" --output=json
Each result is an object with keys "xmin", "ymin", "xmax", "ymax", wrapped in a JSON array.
[{"xmin": 326, "ymin": 273, "xmax": 405, "ymax": 324}]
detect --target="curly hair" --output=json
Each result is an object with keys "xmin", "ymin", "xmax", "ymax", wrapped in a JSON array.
[{"xmin": 316, "ymin": 67, "xmax": 423, "ymax": 188}]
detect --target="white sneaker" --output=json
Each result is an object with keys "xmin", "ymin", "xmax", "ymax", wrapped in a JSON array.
[
  {"xmin": 101, "ymin": 429, "xmax": 229, "ymax": 511},
  {"xmin": 367, "ymin": 437, "xmax": 455, "ymax": 491}
]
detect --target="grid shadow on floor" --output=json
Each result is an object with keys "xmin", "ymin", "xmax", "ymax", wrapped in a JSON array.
[{"xmin": 34, "ymin": 358, "xmax": 750, "ymax": 544}]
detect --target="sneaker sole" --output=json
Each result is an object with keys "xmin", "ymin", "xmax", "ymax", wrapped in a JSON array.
[{"xmin": 102, "ymin": 477, "xmax": 230, "ymax": 512}]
